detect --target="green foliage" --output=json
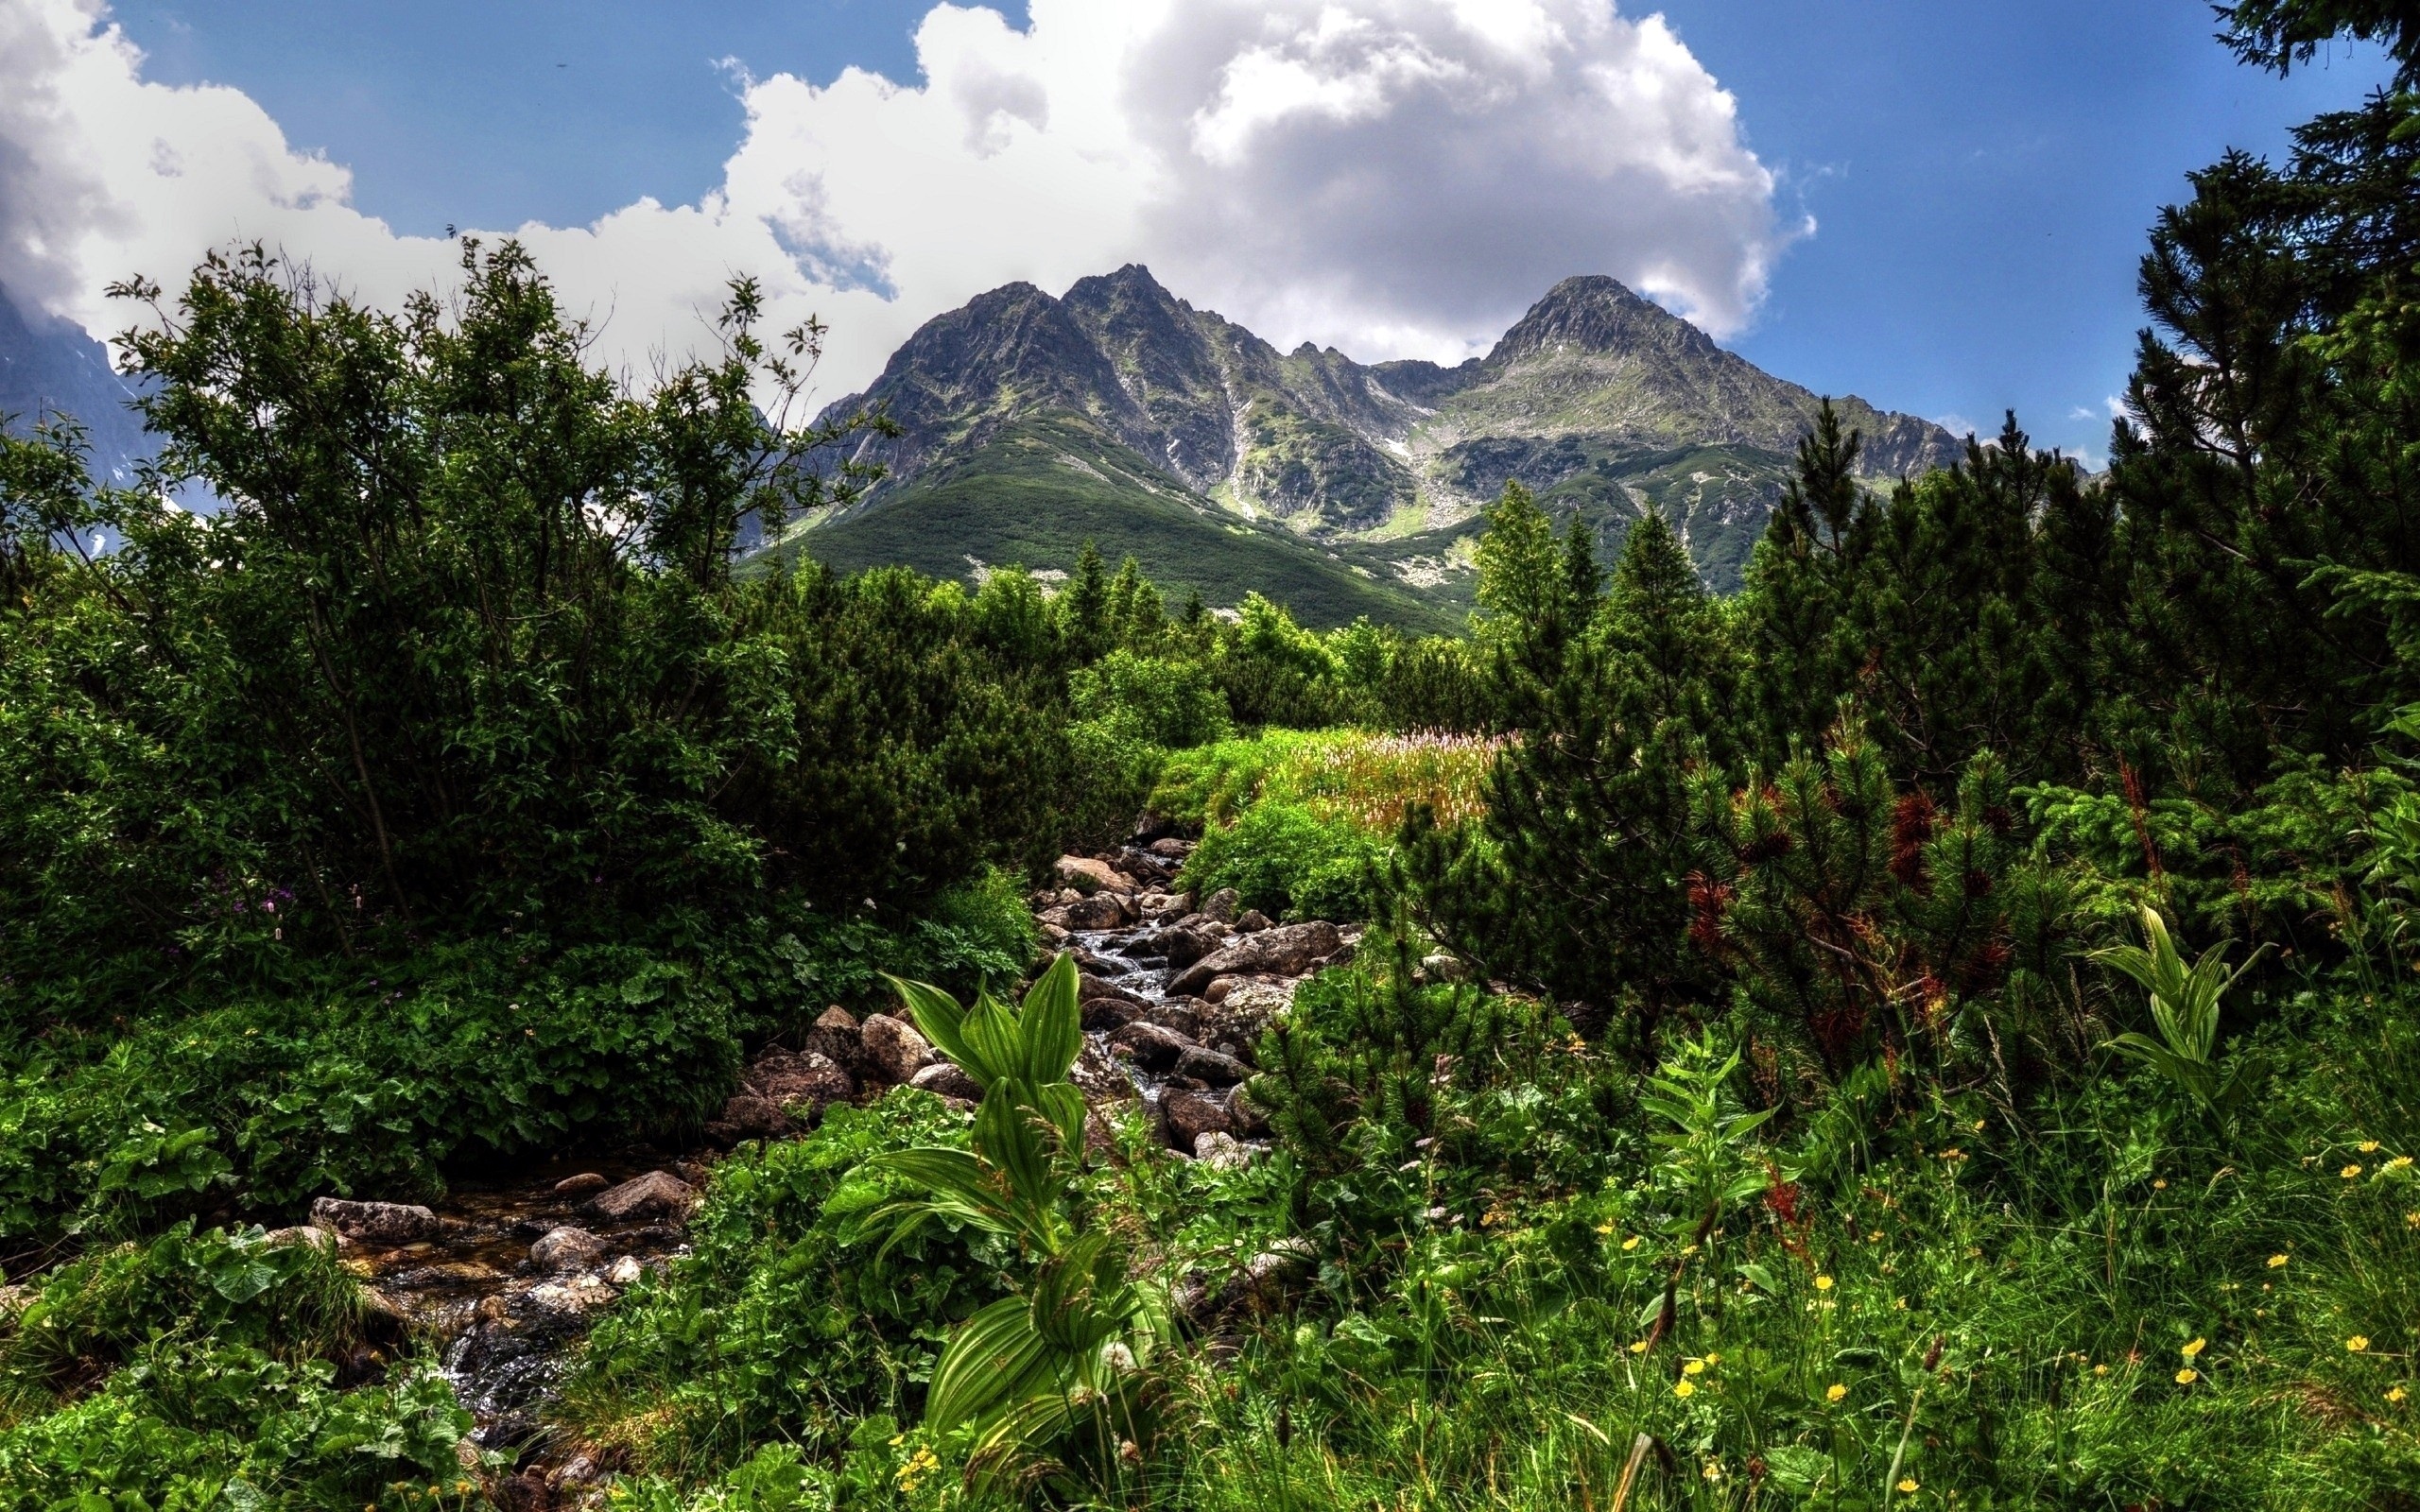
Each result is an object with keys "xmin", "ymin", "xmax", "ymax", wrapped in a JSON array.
[
  {"xmin": 557, "ymin": 1091, "xmax": 1007, "ymax": 1482},
  {"xmin": 0, "ymin": 938, "xmax": 745, "ymax": 1242},
  {"xmin": 868, "ymin": 956, "xmax": 1171, "ymax": 1493},
  {"xmin": 1690, "ymin": 718, "xmax": 2080, "ymax": 1088},
  {"xmin": 1397, "ymin": 508, "xmax": 1733, "ymax": 1042},
  {"xmin": 0, "ymin": 1224, "xmax": 484, "ymax": 1511},
  {"xmin": 1185, "ymin": 801, "xmax": 1383, "ymax": 922},
  {"xmin": 1159, "ymin": 730, "xmax": 1500, "ymax": 922},
  {"xmin": 1070, "ymin": 649, "xmax": 1232, "ymax": 748},
  {"xmin": 2095, "ymin": 904, "xmax": 2264, "ymax": 1116}
]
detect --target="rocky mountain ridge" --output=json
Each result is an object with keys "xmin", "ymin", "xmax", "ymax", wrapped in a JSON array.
[{"xmin": 783, "ymin": 266, "xmax": 1962, "ymax": 604}]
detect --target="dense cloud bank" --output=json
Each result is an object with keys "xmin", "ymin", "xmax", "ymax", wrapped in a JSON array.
[{"xmin": 0, "ymin": 0, "xmax": 1790, "ymax": 394}]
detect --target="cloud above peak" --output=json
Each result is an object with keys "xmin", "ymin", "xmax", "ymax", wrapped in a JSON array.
[{"xmin": 1, "ymin": 0, "xmax": 1793, "ymax": 397}]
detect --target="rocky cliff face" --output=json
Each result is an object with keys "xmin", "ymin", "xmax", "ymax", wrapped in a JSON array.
[
  {"xmin": 805, "ymin": 266, "xmax": 1962, "ymax": 593},
  {"xmin": 0, "ymin": 289, "xmax": 150, "ymax": 483}
]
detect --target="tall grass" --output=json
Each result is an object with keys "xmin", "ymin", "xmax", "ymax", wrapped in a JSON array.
[
  {"xmin": 1152, "ymin": 730, "xmax": 1507, "ymax": 837},
  {"xmin": 1150, "ymin": 730, "xmax": 1506, "ymax": 920}
]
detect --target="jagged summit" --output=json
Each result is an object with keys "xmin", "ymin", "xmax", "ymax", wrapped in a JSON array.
[
  {"xmin": 1485, "ymin": 275, "xmax": 1723, "ymax": 366},
  {"xmin": 782, "ymin": 267, "xmax": 1962, "ymax": 615}
]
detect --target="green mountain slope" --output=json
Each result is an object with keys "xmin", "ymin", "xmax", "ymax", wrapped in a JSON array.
[
  {"xmin": 758, "ymin": 414, "xmax": 1459, "ymax": 633},
  {"xmin": 774, "ymin": 266, "xmax": 1962, "ymax": 604}
]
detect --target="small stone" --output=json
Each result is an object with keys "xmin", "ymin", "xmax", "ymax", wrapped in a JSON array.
[
  {"xmin": 262, "ymin": 1225, "xmax": 337, "ymax": 1252},
  {"xmin": 1081, "ymin": 996, "xmax": 1140, "ymax": 1031},
  {"xmin": 476, "ymin": 1294, "xmax": 512, "ymax": 1323},
  {"xmin": 1070, "ymin": 1040, "xmax": 1141, "ymax": 1102},
  {"xmin": 527, "ymin": 1277, "xmax": 616, "ymax": 1317},
  {"xmin": 530, "ymin": 1227, "xmax": 609, "ymax": 1272},
  {"xmin": 607, "ymin": 1255, "xmax": 644, "ymax": 1287},
  {"xmin": 308, "ymin": 1197, "xmax": 441, "ymax": 1246},
  {"xmin": 1200, "ymin": 887, "xmax": 1241, "ymax": 923},
  {"xmin": 859, "ymin": 1013, "xmax": 936, "ymax": 1084},
  {"xmin": 1421, "ymin": 952, "xmax": 1470, "ymax": 983},
  {"xmin": 802, "ymin": 1008, "xmax": 865, "ymax": 1074},
  {"xmin": 909, "ymin": 1060, "xmax": 984, "ymax": 1100},
  {"xmin": 1145, "ymin": 999, "xmax": 1206, "ymax": 1039},
  {"xmin": 551, "ymin": 1172, "xmax": 611, "ymax": 1196},
  {"xmin": 1165, "ymin": 921, "xmax": 1343, "ymax": 997},
  {"xmin": 1235, "ymin": 909, "xmax": 1273, "ymax": 933},
  {"xmin": 1149, "ymin": 837, "xmax": 1195, "ymax": 859},
  {"xmin": 583, "ymin": 1171, "xmax": 697, "ymax": 1225}
]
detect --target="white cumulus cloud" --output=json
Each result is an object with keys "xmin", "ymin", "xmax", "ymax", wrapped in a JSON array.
[{"xmin": 1, "ymin": 0, "xmax": 1793, "ymax": 400}]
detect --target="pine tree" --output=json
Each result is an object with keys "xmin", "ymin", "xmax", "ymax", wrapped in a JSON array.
[{"xmin": 1059, "ymin": 541, "xmax": 1111, "ymax": 665}]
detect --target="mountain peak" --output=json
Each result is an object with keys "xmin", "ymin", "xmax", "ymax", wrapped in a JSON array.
[{"xmin": 1486, "ymin": 274, "xmax": 1719, "ymax": 366}]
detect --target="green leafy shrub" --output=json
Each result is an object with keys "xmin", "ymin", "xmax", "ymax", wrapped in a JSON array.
[
  {"xmin": 0, "ymin": 940, "xmax": 744, "ymax": 1242},
  {"xmin": 1070, "ymin": 649, "xmax": 1232, "ymax": 748},
  {"xmin": 0, "ymin": 1223, "xmax": 482, "ymax": 1511},
  {"xmin": 1184, "ymin": 800, "xmax": 1383, "ymax": 921}
]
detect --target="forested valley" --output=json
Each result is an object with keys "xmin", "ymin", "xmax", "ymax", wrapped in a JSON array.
[{"xmin": 5, "ymin": 4, "xmax": 2420, "ymax": 1507}]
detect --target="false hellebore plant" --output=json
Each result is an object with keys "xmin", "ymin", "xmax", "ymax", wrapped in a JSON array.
[{"xmin": 867, "ymin": 954, "xmax": 1172, "ymax": 1493}]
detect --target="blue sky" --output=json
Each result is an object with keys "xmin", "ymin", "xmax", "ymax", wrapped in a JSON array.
[{"xmin": 60, "ymin": 3, "xmax": 2404, "ymax": 459}]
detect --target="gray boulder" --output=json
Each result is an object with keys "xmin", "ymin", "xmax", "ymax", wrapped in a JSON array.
[
  {"xmin": 1108, "ymin": 1020, "xmax": 1196, "ymax": 1072},
  {"xmin": 1163, "ymin": 1090, "xmax": 1234, "ymax": 1147},
  {"xmin": 308, "ymin": 1197, "xmax": 441, "ymax": 1246},
  {"xmin": 584, "ymin": 1171, "xmax": 697, "ymax": 1224},
  {"xmin": 1200, "ymin": 887, "xmax": 1241, "ymax": 923},
  {"xmin": 530, "ymin": 1226, "xmax": 609, "ymax": 1272},
  {"xmin": 909, "ymin": 1061, "xmax": 984, "ymax": 1101},
  {"xmin": 859, "ymin": 1014, "xmax": 936, "ymax": 1085},
  {"xmin": 1175, "ymin": 1046, "xmax": 1252, "ymax": 1086},
  {"xmin": 1166, "ymin": 921, "xmax": 1344, "ymax": 997},
  {"xmin": 1063, "ymin": 893, "xmax": 1131, "ymax": 931}
]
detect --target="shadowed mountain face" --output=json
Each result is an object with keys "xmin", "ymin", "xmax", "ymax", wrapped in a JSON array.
[
  {"xmin": 0, "ymin": 290, "xmax": 149, "ymax": 485},
  {"xmin": 769, "ymin": 267, "xmax": 1963, "ymax": 619}
]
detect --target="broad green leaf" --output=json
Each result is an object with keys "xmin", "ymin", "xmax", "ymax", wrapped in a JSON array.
[
  {"xmin": 1019, "ymin": 953, "xmax": 1083, "ymax": 1085},
  {"xmin": 928, "ymin": 1295, "xmax": 1058, "ymax": 1432}
]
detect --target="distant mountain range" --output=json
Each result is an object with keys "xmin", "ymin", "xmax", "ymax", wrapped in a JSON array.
[
  {"xmin": 761, "ymin": 266, "xmax": 1962, "ymax": 628},
  {"xmin": 0, "ymin": 290, "xmax": 148, "ymax": 486}
]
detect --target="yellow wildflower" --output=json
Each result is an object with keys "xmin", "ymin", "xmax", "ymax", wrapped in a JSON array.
[
  {"xmin": 1897, "ymin": 1478, "xmax": 1922, "ymax": 1495},
  {"xmin": 1674, "ymin": 1380, "xmax": 1697, "ymax": 1399},
  {"xmin": 1814, "ymin": 1275, "xmax": 1835, "ymax": 1292},
  {"xmin": 2182, "ymin": 1337, "xmax": 2207, "ymax": 1359},
  {"xmin": 2093, "ymin": 1364, "xmax": 2110, "ymax": 1376},
  {"xmin": 2350, "ymin": 1335, "xmax": 2372, "ymax": 1352},
  {"xmin": 1826, "ymin": 1383, "xmax": 1848, "ymax": 1402},
  {"xmin": 2152, "ymin": 1178, "xmax": 2168, "ymax": 1190},
  {"xmin": 2361, "ymin": 1141, "xmax": 2382, "ymax": 1153},
  {"xmin": 2343, "ymin": 1163, "xmax": 2363, "ymax": 1179},
  {"xmin": 2390, "ymin": 1386, "xmax": 2410, "ymax": 1404},
  {"xmin": 1684, "ymin": 1359, "xmax": 1707, "ymax": 1376},
  {"xmin": 1594, "ymin": 1222, "xmax": 1615, "ymax": 1235},
  {"xmin": 2268, "ymin": 1253, "xmax": 2289, "ymax": 1268},
  {"xmin": 1621, "ymin": 1234, "xmax": 1642, "ymax": 1251},
  {"xmin": 1629, "ymin": 1339, "xmax": 1651, "ymax": 1354},
  {"xmin": 2175, "ymin": 1367, "xmax": 2200, "ymax": 1384},
  {"xmin": 2389, "ymin": 1156, "xmax": 2414, "ymax": 1172}
]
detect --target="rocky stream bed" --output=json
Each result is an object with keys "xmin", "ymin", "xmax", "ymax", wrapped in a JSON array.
[{"xmin": 307, "ymin": 833, "xmax": 1356, "ymax": 1499}]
